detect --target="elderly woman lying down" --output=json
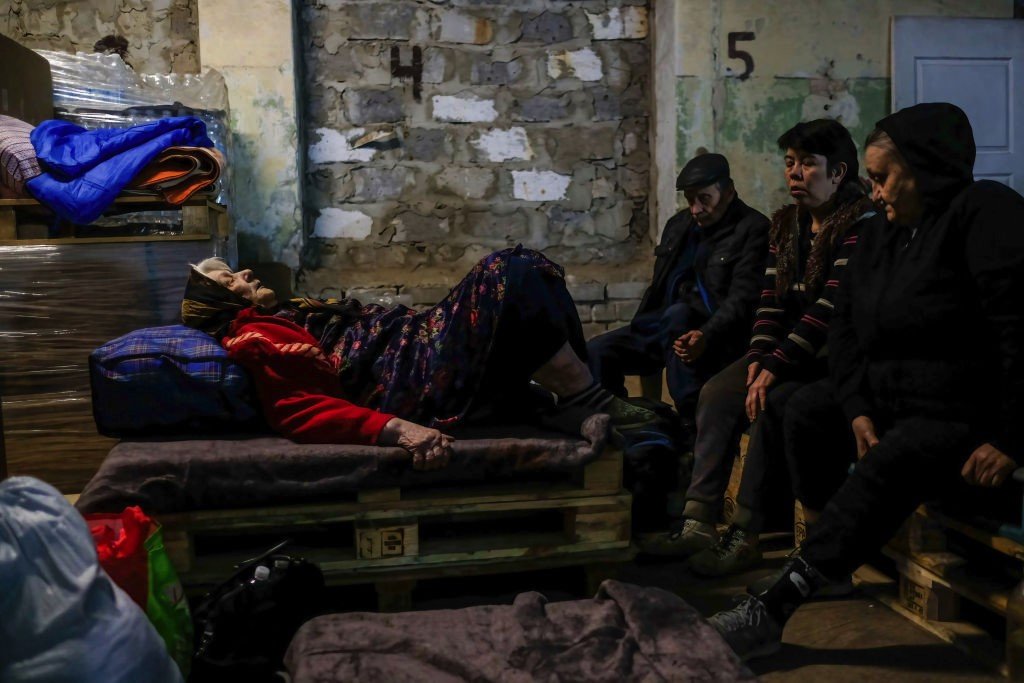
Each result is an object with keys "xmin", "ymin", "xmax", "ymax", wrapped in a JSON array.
[{"xmin": 181, "ymin": 247, "xmax": 656, "ymax": 470}]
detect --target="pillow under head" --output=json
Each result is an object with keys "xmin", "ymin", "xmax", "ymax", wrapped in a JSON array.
[{"xmin": 89, "ymin": 324, "xmax": 264, "ymax": 437}]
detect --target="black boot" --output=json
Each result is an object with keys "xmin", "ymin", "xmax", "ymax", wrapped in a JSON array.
[{"xmin": 707, "ymin": 556, "xmax": 826, "ymax": 661}]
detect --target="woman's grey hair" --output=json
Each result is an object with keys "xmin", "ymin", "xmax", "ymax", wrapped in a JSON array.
[
  {"xmin": 865, "ymin": 129, "xmax": 898, "ymax": 154},
  {"xmin": 192, "ymin": 257, "xmax": 231, "ymax": 276}
]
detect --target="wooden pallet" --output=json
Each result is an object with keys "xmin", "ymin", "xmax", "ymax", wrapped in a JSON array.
[
  {"xmin": 155, "ymin": 446, "xmax": 634, "ymax": 610},
  {"xmin": 721, "ymin": 433, "xmax": 750, "ymax": 524},
  {"xmin": 861, "ymin": 505, "xmax": 1024, "ymax": 677},
  {"xmin": 0, "ymin": 195, "xmax": 228, "ymax": 244},
  {"xmin": 854, "ymin": 563, "xmax": 1009, "ymax": 677}
]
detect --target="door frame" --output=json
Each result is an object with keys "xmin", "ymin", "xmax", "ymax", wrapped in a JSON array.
[{"xmin": 650, "ymin": 0, "xmax": 678, "ymax": 243}]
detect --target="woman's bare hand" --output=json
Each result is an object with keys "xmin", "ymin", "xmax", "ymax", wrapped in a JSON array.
[
  {"xmin": 745, "ymin": 362, "xmax": 761, "ymax": 388},
  {"xmin": 961, "ymin": 443, "xmax": 1016, "ymax": 487},
  {"xmin": 379, "ymin": 418, "xmax": 454, "ymax": 470},
  {"xmin": 851, "ymin": 416, "xmax": 880, "ymax": 460},
  {"xmin": 745, "ymin": 368, "xmax": 776, "ymax": 422}
]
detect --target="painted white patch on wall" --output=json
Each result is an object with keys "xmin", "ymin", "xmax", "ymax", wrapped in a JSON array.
[
  {"xmin": 432, "ymin": 95, "xmax": 499, "ymax": 122},
  {"xmin": 511, "ymin": 170, "xmax": 571, "ymax": 201},
  {"xmin": 439, "ymin": 12, "xmax": 493, "ymax": 44},
  {"xmin": 547, "ymin": 48, "xmax": 603, "ymax": 82},
  {"xmin": 801, "ymin": 92, "xmax": 861, "ymax": 129},
  {"xmin": 314, "ymin": 208, "xmax": 373, "ymax": 239},
  {"xmin": 472, "ymin": 127, "xmax": 534, "ymax": 162},
  {"xmin": 308, "ymin": 128, "xmax": 377, "ymax": 163},
  {"xmin": 586, "ymin": 7, "xmax": 648, "ymax": 40},
  {"xmin": 323, "ymin": 32, "xmax": 345, "ymax": 55}
]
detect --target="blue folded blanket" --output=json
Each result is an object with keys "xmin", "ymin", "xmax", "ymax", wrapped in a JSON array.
[{"xmin": 27, "ymin": 116, "xmax": 213, "ymax": 224}]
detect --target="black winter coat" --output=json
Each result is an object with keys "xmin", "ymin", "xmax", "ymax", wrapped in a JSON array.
[
  {"xmin": 636, "ymin": 196, "xmax": 769, "ymax": 348},
  {"xmin": 831, "ymin": 181, "xmax": 1024, "ymax": 460},
  {"xmin": 830, "ymin": 105, "xmax": 1024, "ymax": 467}
]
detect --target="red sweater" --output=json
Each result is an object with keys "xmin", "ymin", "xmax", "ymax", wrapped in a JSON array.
[{"xmin": 222, "ymin": 308, "xmax": 395, "ymax": 444}]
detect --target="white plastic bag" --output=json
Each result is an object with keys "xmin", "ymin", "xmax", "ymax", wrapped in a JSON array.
[{"xmin": 0, "ymin": 477, "xmax": 183, "ymax": 683}]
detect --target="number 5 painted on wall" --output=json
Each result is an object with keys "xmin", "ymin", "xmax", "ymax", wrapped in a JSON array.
[{"xmin": 727, "ymin": 32, "xmax": 755, "ymax": 81}]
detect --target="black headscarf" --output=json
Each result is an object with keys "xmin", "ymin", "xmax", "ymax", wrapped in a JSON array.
[
  {"xmin": 180, "ymin": 267, "xmax": 254, "ymax": 338},
  {"xmin": 874, "ymin": 102, "xmax": 976, "ymax": 212}
]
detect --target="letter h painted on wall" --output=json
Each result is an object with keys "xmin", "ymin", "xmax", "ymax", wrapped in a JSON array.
[{"xmin": 391, "ymin": 46, "xmax": 422, "ymax": 101}]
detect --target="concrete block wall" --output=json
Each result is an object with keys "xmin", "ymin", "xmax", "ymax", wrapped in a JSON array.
[
  {"xmin": 298, "ymin": 0, "xmax": 654, "ymax": 301},
  {"xmin": 315, "ymin": 274, "xmax": 651, "ymax": 341},
  {"xmin": 2, "ymin": 0, "xmax": 199, "ymax": 74}
]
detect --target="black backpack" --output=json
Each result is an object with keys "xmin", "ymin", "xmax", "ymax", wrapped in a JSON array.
[{"xmin": 191, "ymin": 541, "xmax": 327, "ymax": 682}]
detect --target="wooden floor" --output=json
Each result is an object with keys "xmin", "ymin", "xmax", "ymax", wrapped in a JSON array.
[
  {"xmin": 622, "ymin": 549, "xmax": 1001, "ymax": 682},
  {"xmin": 342, "ymin": 539, "xmax": 1001, "ymax": 681}
]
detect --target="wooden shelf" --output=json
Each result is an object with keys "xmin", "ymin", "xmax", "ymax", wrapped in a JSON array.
[
  {"xmin": 0, "ymin": 234, "xmax": 213, "ymax": 246},
  {"xmin": 0, "ymin": 196, "xmax": 228, "ymax": 243},
  {"xmin": 0, "ymin": 195, "xmax": 224, "ymax": 208}
]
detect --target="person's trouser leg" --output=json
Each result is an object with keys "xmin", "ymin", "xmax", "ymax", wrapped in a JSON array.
[
  {"xmin": 732, "ymin": 378, "xmax": 807, "ymax": 533},
  {"xmin": 683, "ymin": 358, "xmax": 749, "ymax": 524},
  {"xmin": 750, "ymin": 413, "xmax": 972, "ymax": 634},
  {"xmin": 783, "ymin": 379, "xmax": 856, "ymax": 513},
  {"xmin": 799, "ymin": 417, "xmax": 973, "ymax": 580},
  {"xmin": 586, "ymin": 325, "xmax": 663, "ymax": 397}
]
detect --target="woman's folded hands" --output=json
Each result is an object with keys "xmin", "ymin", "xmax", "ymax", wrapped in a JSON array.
[{"xmin": 379, "ymin": 417, "xmax": 455, "ymax": 470}]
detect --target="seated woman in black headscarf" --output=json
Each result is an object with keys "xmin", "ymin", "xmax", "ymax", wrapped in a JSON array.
[
  {"xmin": 181, "ymin": 246, "xmax": 657, "ymax": 470},
  {"xmin": 708, "ymin": 103, "xmax": 1024, "ymax": 661}
]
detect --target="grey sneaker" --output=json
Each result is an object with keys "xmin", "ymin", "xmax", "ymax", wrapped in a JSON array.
[
  {"xmin": 707, "ymin": 595, "xmax": 783, "ymax": 661},
  {"xmin": 650, "ymin": 517, "xmax": 719, "ymax": 557},
  {"xmin": 603, "ymin": 396, "xmax": 659, "ymax": 429},
  {"xmin": 689, "ymin": 526, "xmax": 762, "ymax": 577}
]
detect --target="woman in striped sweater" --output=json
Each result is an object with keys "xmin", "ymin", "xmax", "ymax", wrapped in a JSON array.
[{"xmin": 665, "ymin": 119, "xmax": 876, "ymax": 576}]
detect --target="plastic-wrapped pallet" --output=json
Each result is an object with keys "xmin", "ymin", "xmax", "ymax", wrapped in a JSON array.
[
  {"xmin": 33, "ymin": 49, "xmax": 235, "ymax": 253},
  {"xmin": 0, "ymin": 239, "xmax": 221, "ymax": 492}
]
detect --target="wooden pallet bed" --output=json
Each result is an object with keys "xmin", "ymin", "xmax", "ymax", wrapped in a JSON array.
[{"xmin": 89, "ymin": 443, "xmax": 634, "ymax": 611}]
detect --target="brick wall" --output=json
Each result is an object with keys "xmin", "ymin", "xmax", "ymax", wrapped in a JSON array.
[
  {"xmin": 298, "ymin": 0, "xmax": 654, "ymax": 301},
  {"xmin": 329, "ymin": 275, "xmax": 650, "ymax": 341}
]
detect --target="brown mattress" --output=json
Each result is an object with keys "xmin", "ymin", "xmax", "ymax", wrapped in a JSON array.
[
  {"xmin": 75, "ymin": 415, "xmax": 610, "ymax": 515},
  {"xmin": 284, "ymin": 579, "xmax": 754, "ymax": 682}
]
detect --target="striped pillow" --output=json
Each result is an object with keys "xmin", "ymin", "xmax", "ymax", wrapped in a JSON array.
[{"xmin": 0, "ymin": 115, "xmax": 41, "ymax": 196}]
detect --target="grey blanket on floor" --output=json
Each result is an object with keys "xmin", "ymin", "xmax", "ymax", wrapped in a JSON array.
[
  {"xmin": 75, "ymin": 415, "xmax": 609, "ymax": 515},
  {"xmin": 284, "ymin": 580, "xmax": 755, "ymax": 682}
]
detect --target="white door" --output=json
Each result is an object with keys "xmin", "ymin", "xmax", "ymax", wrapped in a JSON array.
[{"xmin": 893, "ymin": 16, "xmax": 1024, "ymax": 193}]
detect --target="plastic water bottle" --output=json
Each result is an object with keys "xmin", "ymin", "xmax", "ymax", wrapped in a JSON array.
[
  {"xmin": 1007, "ymin": 577, "xmax": 1024, "ymax": 680},
  {"xmin": 251, "ymin": 565, "xmax": 270, "ymax": 583}
]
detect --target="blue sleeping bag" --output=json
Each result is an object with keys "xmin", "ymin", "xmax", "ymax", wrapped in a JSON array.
[
  {"xmin": 27, "ymin": 116, "xmax": 214, "ymax": 224},
  {"xmin": 89, "ymin": 325, "xmax": 263, "ymax": 437}
]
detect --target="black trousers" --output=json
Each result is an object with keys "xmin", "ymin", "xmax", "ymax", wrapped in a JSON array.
[
  {"xmin": 684, "ymin": 358, "xmax": 809, "ymax": 532},
  {"xmin": 784, "ymin": 379, "xmax": 977, "ymax": 580},
  {"xmin": 586, "ymin": 303, "xmax": 730, "ymax": 415}
]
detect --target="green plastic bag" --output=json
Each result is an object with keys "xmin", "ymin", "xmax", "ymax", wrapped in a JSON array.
[
  {"xmin": 144, "ymin": 525, "xmax": 194, "ymax": 677},
  {"xmin": 88, "ymin": 508, "xmax": 194, "ymax": 677}
]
